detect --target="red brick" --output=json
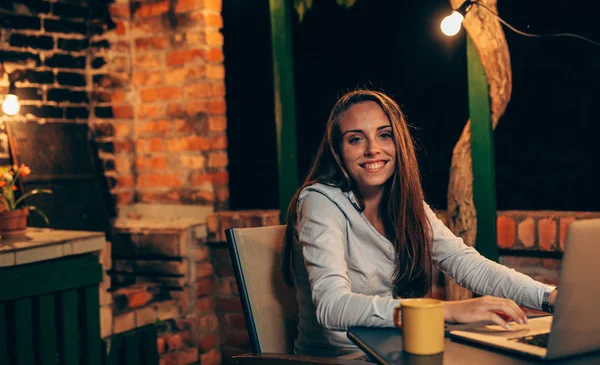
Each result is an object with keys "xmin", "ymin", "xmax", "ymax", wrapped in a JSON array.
[
  {"xmin": 183, "ymin": 82, "xmax": 212, "ymax": 99},
  {"xmin": 180, "ymin": 347, "xmax": 199, "ymax": 365},
  {"xmin": 174, "ymin": 118, "xmax": 205, "ymax": 134},
  {"xmin": 166, "ymin": 49, "xmax": 205, "ymax": 66},
  {"xmin": 179, "ymin": 155, "xmax": 206, "ymax": 169},
  {"xmin": 164, "ymin": 333, "xmax": 184, "ymax": 351},
  {"xmin": 113, "ymin": 104, "xmax": 134, "ymax": 119},
  {"xmin": 157, "ymin": 337, "xmax": 166, "ymax": 354},
  {"xmin": 496, "ymin": 215, "xmax": 515, "ymax": 249},
  {"xmin": 208, "ymin": 115, "xmax": 226, "ymax": 131},
  {"xmin": 517, "ymin": 218, "xmax": 535, "ymax": 248},
  {"xmin": 206, "ymin": 48, "xmax": 223, "ymax": 62},
  {"xmin": 559, "ymin": 217, "xmax": 575, "ymax": 251},
  {"xmin": 206, "ymin": 64, "xmax": 224, "ymax": 80},
  {"xmin": 138, "ymin": 190, "xmax": 182, "ymax": 204},
  {"xmin": 200, "ymin": 349, "xmax": 221, "ymax": 365},
  {"xmin": 137, "ymin": 120, "xmax": 170, "ymax": 135},
  {"xmin": 132, "ymin": 17, "xmax": 163, "ymax": 33},
  {"xmin": 141, "ymin": 87, "xmax": 181, "ymax": 103},
  {"xmin": 136, "ymin": 138, "xmax": 165, "ymax": 154},
  {"xmin": 196, "ymin": 261, "xmax": 213, "ymax": 278},
  {"xmin": 165, "ymin": 65, "xmax": 205, "ymax": 84},
  {"xmin": 135, "ymin": 54, "xmax": 163, "ymax": 69},
  {"xmin": 208, "ymin": 151, "xmax": 228, "ymax": 168},
  {"xmin": 168, "ymin": 101, "xmax": 207, "ymax": 117},
  {"xmin": 196, "ymin": 297, "xmax": 215, "ymax": 314},
  {"xmin": 136, "ymin": 156, "xmax": 169, "ymax": 171},
  {"xmin": 115, "ymin": 21, "xmax": 126, "ymax": 35},
  {"xmin": 206, "ymin": 30, "xmax": 223, "ymax": 46},
  {"xmin": 538, "ymin": 218, "xmax": 557, "ymax": 251},
  {"xmin": 135, "ymin": 1, "xmax": 169, "ymax": 17},
  {"xmin": 225, "ymin": 313, "xmax": 246, "ymax": 328},
  {"xmin": 212, "ymin": 82, "xmax": 226, "ymax": 96},
  {"xmin": 110, "ymin": 4, "xmax": 130, "ymax": 18},
  {"xmin": 166, "ymin": 136, "xmax": 211, "ymax": 152},
  {"xmin": 136, "ymin": 104, "xmax": 164, "ymax": 119},
  {"xmin": 135, "ymin": 36, "xmax": 168, "ymax": 51},
  {"xmin": 113, "ymin": 140, "xmax": 134, "ymax": 153},
  {"xmin": 212, "ymin": 171, "xmax": 228, "ymax": 185},
  {"xmin": 216, "ymin": 187, "xmax": 229, "ymax": 203},
  {"xmin": 216, "ymin": 297, "xmax": 242, "ymax": 312},
  {"xmin": 198, "ymin": 334, "xmax": 218, "ymax": 351},
  {"xmin": 210, "ymin": 135, "xmax": 227, "ymax": 149},
  {"xmin": 207, "ymin": 100, "xmax": 226, "ymax": 113},
  {"xmin": 196, "ymin": 278, "xmax": 214, "ymax": 297},
  {"xmin": 115, "ymin": 191, "xmax": 134, "ymax": 205},
  {"xmin": 204, "ymin": 0, "xmax": 222, "ymax": 12},
  {"xmin": 205, "ymin": 13, "xmax": 223, "ymax": 28},
  {"xmin": 222, "ymin": 330, "xmax": 249, "ymax": 346},
  {"xmin": 116, "ymin": 175, "xmax": 135, "ymax": 188},
  {"xmin": 160, "ymin": 351, "xmax": 179, "ymax": 365},
  {"xmin": 129, "ymin": 290, "xmax": 153, "ymax": 308},
  {"xmin": 137, "ymin": 174, "xmax": 181, "ymax": 188},
  {"xmin": 175, "ymin": 0, "xmax": 202, "ymax": 13},
  {"xmin": 132, "ymin": 71, "xmax": 163, "ymax": 86}
]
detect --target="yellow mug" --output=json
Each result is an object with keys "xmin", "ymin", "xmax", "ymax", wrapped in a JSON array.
[{"xmin": 393, "ymin": 298, "xmax": 444, "ymax": 355}]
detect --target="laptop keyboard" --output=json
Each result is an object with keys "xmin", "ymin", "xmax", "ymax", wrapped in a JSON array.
[{"xmin": 511, "ymin": 333, "xmax": 550, "ymax": 348}]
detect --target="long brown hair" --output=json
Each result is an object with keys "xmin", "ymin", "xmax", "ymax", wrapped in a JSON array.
[{"xmin": 281, "ymin": 89, "xmax": 433, "ymax": 298}]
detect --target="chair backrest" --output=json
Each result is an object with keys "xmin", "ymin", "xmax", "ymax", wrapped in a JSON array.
[{"xmin": 226, "ymin": 225, "xmax": 298, "ymax": 354}]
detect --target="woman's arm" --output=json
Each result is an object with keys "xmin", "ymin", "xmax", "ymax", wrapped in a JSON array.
[
  {"xmin": 425, "ymin": 203, "xmax": 553, "ymax": 311},
  {"xmin": 297, "ymin": 191, "xmax": 399, "ymax": 331}
]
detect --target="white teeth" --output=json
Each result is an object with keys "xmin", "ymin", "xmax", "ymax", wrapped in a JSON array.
[{"xmin": 363, "ymin": 161, "xmax": 385, "ymax": 170}]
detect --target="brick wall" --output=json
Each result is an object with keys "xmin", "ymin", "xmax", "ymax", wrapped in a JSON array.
[
  {"xmin": 108, "ymin": 216, "xmax": 221, "ymax": 365},
  {"xmin": 1, "ymin": 0, "xmax": 227, "ymax": 213},
  {"xmin": 93, "ymin": 0, "xmax": 228, "ymax": 211}
]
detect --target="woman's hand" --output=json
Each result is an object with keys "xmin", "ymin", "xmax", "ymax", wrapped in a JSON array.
[{"xmin": 444, "ymin": 296, "xmax": 528, "ymax": 329}]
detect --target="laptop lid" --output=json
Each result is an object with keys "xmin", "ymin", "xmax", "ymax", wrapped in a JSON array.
[{"xmin": 546, "ymin": 218, "xmax": 600, "ymax": 359}]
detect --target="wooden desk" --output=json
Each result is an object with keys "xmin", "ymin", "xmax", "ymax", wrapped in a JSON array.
[{"xmin": 347, "ymin": 327, "xmax": 600, "ymax": 365}]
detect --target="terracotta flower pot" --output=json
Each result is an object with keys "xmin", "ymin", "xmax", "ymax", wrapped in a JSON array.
[{"xmin": 0, "ymin": 207, "xmax": 29, "ymax": 239}]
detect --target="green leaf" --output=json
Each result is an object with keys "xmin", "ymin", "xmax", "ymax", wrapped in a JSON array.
[
  {"xmin": 14, "ymin": 189, "xmax": 53, "ymax": 208},
  {"xmin": 294, "ymin": 0, "xmax": 358, "ymax": 23},
  {"xmin": 27, "ymin": 205, "xmax": 50, "ymax": 226}
]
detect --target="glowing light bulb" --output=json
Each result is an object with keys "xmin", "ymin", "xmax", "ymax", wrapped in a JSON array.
[
  {"xmin": 441, "ymin": 11, "xmax": 464, "ymax": 36},
  {"xmin": 2, "ymin": 94, "xmax": 21, "ymax": 116}
]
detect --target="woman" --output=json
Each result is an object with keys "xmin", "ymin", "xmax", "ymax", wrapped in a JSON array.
[{"xmin": 281, "ymin": 89, "xmax": 557, "ymax": 358}]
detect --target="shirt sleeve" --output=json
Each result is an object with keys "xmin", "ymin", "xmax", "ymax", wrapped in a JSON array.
[
  {"xmin": 425, "ymin": 202, "xmax": 549, "ymax": 310},
  {"xmin": 297, "ymin": 191, "xmax": 400, "ymax": 330}
]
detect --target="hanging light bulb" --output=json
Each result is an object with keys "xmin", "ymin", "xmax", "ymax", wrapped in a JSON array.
[
  {"xmin": 2, "ymin": 81, "xmax": 20, "ymax": 116},
  {"xmin": 441, "ymin": 11, "xmax": 464, "ymax": 36},
  {"xmin": 441, "ymin": 0, "xmax": 474, "ymax": 37}
]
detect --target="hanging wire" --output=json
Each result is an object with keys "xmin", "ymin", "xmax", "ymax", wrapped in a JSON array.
[{"xmin": 475, "ymin": 1, "xmax": 600, "ymax": 48}]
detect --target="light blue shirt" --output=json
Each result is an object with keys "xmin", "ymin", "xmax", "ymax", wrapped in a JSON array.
[{"xmin": 292, "ymin": 183, "xmax": 550, "ymax": 357}]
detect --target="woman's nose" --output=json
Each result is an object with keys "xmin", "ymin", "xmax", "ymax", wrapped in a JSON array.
[{"xmin": 365, "ymin": 140, "xmax": 381, "ymax": 155}]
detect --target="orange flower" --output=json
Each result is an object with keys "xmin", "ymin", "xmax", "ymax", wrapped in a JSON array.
[
  {"xmin": 0, "ymin": 181, "xmax": 5, "ymax": 187},
  {"xmin": 20, "ymin": 165, "xmax": 31, "ymax": 177},
  {"xmin": 12, "ymin": 185, "xmax": 17, "ymax": 191}
]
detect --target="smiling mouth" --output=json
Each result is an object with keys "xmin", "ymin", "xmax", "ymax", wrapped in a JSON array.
[{"xmin": 361, "ymin": 161, "xmax": 387, "ymax": 172}]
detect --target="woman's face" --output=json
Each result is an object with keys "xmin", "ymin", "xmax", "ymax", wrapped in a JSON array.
[{"xmin": 338, "ymin": 101, "xmax": 396, "ymax": 196}]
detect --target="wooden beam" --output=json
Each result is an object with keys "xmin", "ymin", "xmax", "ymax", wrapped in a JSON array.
[
  {"xmin": 467, "ymin": 35, "xmax": 499, "ymax": 262},
  {"xmin": 269, "ymin": 0, "xmax": 299, "ymax": 220}
]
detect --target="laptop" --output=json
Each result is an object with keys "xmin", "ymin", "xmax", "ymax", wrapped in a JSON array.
[{"xmin": 449, "ymin": 218, "xmax": 600, "ymax": 360}]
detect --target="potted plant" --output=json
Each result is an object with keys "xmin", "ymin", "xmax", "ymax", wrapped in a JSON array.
[{"xmin": 0, "ymin": 164, "xmax": 52, "ymax": 238}]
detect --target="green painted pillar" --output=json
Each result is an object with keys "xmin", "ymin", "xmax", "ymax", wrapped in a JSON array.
[
  {"xmin": 467, "ymin": 35, "xmax": 499, "ymax": 262},
  {"xmin": 269, "ymin": 0, "xmax": 299, "ymax": 222}
]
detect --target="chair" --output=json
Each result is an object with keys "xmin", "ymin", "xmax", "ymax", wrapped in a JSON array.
[{"xmin": 226, "ymin": 226, "xmax": 365, "ymax": 365}]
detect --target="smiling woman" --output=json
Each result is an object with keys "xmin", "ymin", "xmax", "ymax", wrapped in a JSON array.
[{"xmin": 279, "ymin": 89, "xmax": 557, "ymax": 359}]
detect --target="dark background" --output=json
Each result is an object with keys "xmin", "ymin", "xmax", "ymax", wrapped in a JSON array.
[{"xmin": 223, "ymin": 0, "xmax": 600, "ymax": 212}]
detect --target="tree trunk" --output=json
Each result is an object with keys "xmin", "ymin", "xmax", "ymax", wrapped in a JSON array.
[{"xmin": 445, "ymin": 0, "xmax": 512, "ymax": 301}]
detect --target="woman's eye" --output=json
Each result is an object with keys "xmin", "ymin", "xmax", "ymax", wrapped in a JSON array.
[
  {"xmin": 380, "ymin": 132, "xmax": 392, "ymax": 139},
  {"xmin": 348, "ymin": 136, "xmax": 362, "ymax": 144}
]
